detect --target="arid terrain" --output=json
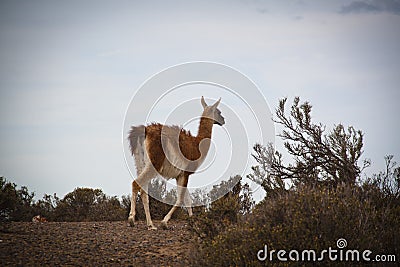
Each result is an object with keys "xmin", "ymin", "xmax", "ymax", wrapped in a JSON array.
[{"xmin": 0, "ymin": 220, "xmax": 192, "ymax": 266}]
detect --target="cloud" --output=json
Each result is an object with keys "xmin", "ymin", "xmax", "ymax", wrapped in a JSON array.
[
  {"xmin": 256, "ymin": 7, "xmax": 268, "ymax": 14},
  {"xmin": 340, "ymin": 1, "xmax": 380, "ymax": 14},
  {"xmin": 293, "ymin": 15, "xmax": 304, "ymax": 20},
  {"xmin": 340, "ymin": 0, "xmax": 400, "ymax": 15}
]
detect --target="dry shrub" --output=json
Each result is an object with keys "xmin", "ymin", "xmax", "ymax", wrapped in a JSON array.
[{"xmin": 190, "ymin": 184, "xmax": 399, "ymax": 266}]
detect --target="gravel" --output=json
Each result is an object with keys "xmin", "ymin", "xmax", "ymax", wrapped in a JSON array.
[{"xmin": 0, "ymin": 220, "xmax": 192, "ymax": 266}]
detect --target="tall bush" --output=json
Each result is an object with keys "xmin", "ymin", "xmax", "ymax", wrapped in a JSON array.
[
  {"xmin": 249, "ymin": 97, "xmax": 370, "ymax": 192},
  {"xmin": 190, "ymin": 98, "xmax": 399, "ymax": 266}
]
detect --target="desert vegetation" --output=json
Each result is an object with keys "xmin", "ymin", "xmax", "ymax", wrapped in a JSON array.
[
  {"xmin": 188, "ymin": 97, "xmax": 400, "ymax": 266},
  {"xmin": 0, "ymin": 176, "xmax": 187, "ymax": 223}
]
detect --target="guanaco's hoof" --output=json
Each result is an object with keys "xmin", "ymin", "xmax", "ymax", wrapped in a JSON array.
[
  {"xmin": 128, "ymin": 217, "xmax": 135, "ymax": 227},
  {"xmin": 148, "ymin": 225, "xmax": 157, "ymax": 230},
  {"xmin": 160, "ymin": 221, "xmax": 168, "ymax": 229}
]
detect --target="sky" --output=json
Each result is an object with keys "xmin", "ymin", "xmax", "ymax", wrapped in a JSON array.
[{"xmin": 0, "ymin": 0, "xmax": 399, "ymax": 200}]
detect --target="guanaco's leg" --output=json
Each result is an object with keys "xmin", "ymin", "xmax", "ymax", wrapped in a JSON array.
[
  {"xmin": 161, "ymin": 173, "xmax": 189, "ymax": 228},
  {"xmin": 128, "ymin": 180, "xmax": 140, "ymax": 227},
  {"xmin": 184, "ymin": 187, "xmax": 193, "ymax": 216},
  {"xmin": 128, "ymin": 165, "xmax": 157, "ymax": 230}
]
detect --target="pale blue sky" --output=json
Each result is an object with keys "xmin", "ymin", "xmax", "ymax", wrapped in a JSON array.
[{"xmin": 0, "ymin": 0, "xmax": 399, "ymax": 199}]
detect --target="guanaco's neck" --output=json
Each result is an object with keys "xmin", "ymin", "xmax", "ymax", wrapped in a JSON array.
[{"xmin": 197, "ymin": 116, "xmax": 214, "ymax": 140}]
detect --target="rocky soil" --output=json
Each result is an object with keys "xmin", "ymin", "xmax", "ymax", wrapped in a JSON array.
[{"xmin": 0, "ymin": 220, "xmax": 192, "ymax": 266}]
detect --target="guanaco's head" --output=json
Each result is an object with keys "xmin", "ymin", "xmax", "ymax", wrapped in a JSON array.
[{"xmin": 201, "ymin": 96, "xmax": 225, "ymax": 126}]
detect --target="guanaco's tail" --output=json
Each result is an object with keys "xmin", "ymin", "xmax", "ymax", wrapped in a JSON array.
[{"xmin": 128, "ymin": 125, "xmax": 146, "ymax": 175}]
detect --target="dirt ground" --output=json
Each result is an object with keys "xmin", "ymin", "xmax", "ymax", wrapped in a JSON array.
[{"xmin": 0, "ymin": 220, "xmax": 192, "ymax": 266}]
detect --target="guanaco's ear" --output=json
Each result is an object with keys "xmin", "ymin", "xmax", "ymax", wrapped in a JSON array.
[
  {"xmin": 211, "ymin": 97, "xmax": 221, "ymax": 108},
  {"xmin": 201, "ymin": 96, "xmax": 208, "ymax": 108}
]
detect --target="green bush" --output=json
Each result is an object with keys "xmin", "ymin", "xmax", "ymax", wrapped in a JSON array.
[
  {"xmin": 0, "ymin": 180, "xmax": 128, "ymax": 222},
  {"xmin": 52, "ymin": 187, "xmax": 126, "ymax": 222},
  {"xmin": 0, "ymin": 177, "xmax": 35, "ymax": 221}
]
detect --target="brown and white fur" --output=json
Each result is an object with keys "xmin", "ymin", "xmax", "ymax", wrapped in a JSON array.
[{"xmin": 128, "ymin": 96, "xmax": 225, "ymax": 229}]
